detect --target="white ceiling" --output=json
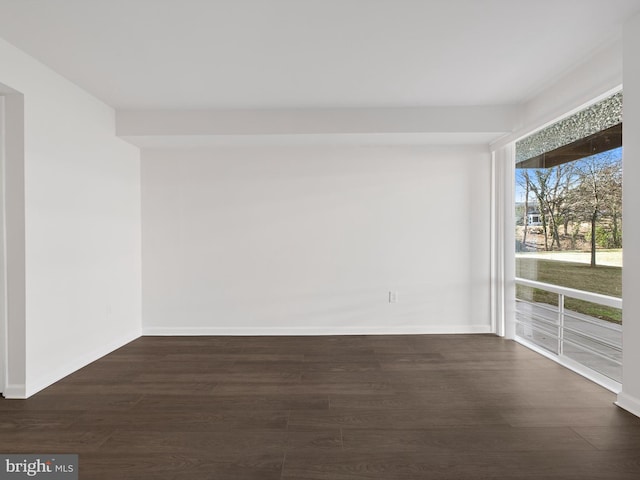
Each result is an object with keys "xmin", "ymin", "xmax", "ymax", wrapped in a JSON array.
[{"xmin": 0, "ymin": 0, "xmax": 639, "ymax": 110}]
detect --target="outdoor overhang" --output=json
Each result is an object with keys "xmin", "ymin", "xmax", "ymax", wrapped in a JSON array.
[{"xmin": 516, "ymin": 123, "xmax": 622, "ymax": 169}]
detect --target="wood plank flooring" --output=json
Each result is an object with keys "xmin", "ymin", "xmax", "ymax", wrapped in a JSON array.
[{"xmin": 1, "ymin": 334, "xmax": 640, "ymax": 479}]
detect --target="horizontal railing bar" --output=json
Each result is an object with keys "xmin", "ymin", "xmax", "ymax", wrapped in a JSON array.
[
  {"xmin": 563, "ymin": 311, "xmax": 622, "ymax": 333},
  {"xmin": 517, "ymin": 313, "xmax": 621, "ymax": 352},
  {"xmin": 563, "ymin": 326, "xmax": 622, "ymax": 352},
  {"xmin": 516, "ymin": 299, "xmax": 559, "ymax": 314},
  {"xmin": 515, "ymin": 335, "xmax": 558, "ymax": 355},
  {"xmin": 562, "ymin": 338, "xmax": 622, "ymax": 366},
  {"xmin": 516, "ymin": 326, "xmax": 559, "ymax": 342},
  {"xmin": 516, "ymin": 302, "xmax": 560, "ymax": 326},
  {"xmin": 515, "ymin": 323, "xmax": 559, "ymax": 342},
  {"xmin": 516, "ymin": 313, "xmax": 560, "ymax": 329},
  {"xmin": 515, "ymin": 318, "xmax": 558, "ymax": 333},
  {"xmin": 515, "ymin": 277, "xmax": 622, "ymax": 309}
]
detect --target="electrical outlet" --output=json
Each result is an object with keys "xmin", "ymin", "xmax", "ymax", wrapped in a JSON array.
[{"xmin": 389, "ymin": 291, "xmax": 399, "ymax": 303}]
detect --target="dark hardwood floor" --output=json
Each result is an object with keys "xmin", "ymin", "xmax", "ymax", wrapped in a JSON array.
[{"xmin": 2, "ymin": 334, "xmax": 640, "ymax": 479}]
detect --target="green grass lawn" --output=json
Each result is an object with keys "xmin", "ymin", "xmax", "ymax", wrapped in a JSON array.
[{"xmin": 516, "ymin": 257, "xmax": 622, "ymax": 324}]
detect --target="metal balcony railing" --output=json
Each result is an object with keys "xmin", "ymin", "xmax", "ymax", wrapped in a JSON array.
[{"xmin": 515, "ymin": 277, "xmax": 622, "ymax": 384}]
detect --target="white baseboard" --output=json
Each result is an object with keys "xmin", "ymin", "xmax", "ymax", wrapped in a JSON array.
[
  {"xmin": 2, "ymin": 383, "xmax": 27, "ymax": 399},
  {"xmin": 616, "ymin": 392, "xmax": 640, "ymax": 419},
  {"xmin": 25, "ymin": 329, "xmax": 141, "ymax": 398},
  {"xmin": 142, "ymin": 324, "xmax": 493, "ymax": 336}
]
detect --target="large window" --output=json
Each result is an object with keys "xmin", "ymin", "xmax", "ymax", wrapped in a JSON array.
[{"xmin": 514, "ymin": 92, "xmax": 623, "ymax": 385}]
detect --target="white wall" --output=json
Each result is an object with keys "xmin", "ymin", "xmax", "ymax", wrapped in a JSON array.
[
  {"xmin": 142, "ymin": 145, "xmax": 491, "ymax": 335},
  {"xmin": 617, "ymin": 12, "xmax": 640, "ymax": 417},
  {"xmin": 0, "ymin": 38, "xmax": 142, "ymax": 398}
]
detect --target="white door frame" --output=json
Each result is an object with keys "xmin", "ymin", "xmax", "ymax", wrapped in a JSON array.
[
  {"xmin": 0, "ymin": 87, "xmax": 26, "ymax": 398},
  {"xmin": 490, "ymin": 143, "xmax": 516, "ymax": 339},
  {"xmin": 0, "ymin": 94, "xmax": 6, "ymax": 395}
]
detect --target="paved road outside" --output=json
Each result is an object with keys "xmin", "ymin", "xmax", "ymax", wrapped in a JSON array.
[{"xmin": 516, "ymin": 301, "xmax": 621, "ymax": 382}]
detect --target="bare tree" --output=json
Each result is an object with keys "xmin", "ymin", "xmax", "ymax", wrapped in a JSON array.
[
  {"xmin": 526, "ymin": 166, "xmax": 573, "ymax": 251},
  {"xmin": 559, "ymin": 164, "xmax": 576, "ymax": 237},
  {"xmin": 603, "ymin": 160, "xmax": 623, "ymax": 248},
  {"xmin": 571, "ymin": 151, "xmax": 622, "ymax": 266},
  {"xmin": 517, "ymin": 170, "xmax": 531, "ymax": 249},
  {"xmin": 528, "ymin": 169, "xmax": 551, "ymax": 251},
  {"xmin": 544, "ymin": 165, "xmax": 574, "ymax": 250}
]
